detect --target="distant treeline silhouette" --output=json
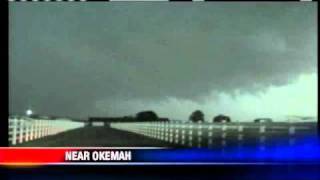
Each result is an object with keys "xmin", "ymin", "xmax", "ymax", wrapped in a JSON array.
[
  {"xmin": 89, "ymin": 110, "xmax": 233, "ymax": 125},
  {"xmin": 88, "ymin": 110, "xmax": 169, "ymax": 125},
  {"xmin": 189, "ymin": 110, "xmax": 231, "ymax": 123}
]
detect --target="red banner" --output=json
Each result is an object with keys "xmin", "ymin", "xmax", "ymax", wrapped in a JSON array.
[{"xmin": 0, "ymin": 148, "xmax": 77, "ymax": 166}]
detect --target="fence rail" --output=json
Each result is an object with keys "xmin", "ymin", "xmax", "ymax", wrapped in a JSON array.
[
  {"xmin": 110, "ymin": 121, "xmax": 317, "ymax": 149},
  {"xmin": 8, "ymin": 117, "xmax": 85, "ymax": 146}
]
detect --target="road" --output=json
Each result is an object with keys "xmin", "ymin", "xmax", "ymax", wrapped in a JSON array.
[{"xmin": 15, "ymin": 126, "xmax": 176, "ymax": 147}]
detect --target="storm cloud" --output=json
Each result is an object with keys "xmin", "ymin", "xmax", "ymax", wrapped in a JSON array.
[{"xmin": 9, "ymin": 3, "xmax": 317, "ymax": 119}]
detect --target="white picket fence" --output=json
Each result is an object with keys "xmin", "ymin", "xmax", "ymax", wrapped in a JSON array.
[
  {"xmin": 8, "ymin": 117, "xmax": 85, "ymax": 145},
  {"xmin": 110, "ymin": 121, "xmax": 317, "ymax": 149}
]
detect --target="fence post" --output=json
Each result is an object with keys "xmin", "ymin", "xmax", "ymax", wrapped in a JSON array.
[
  {"xmin": 41, "ymin": 120, "xmax": 45, "ymax": 138},
  {"xmin": 181, "ymin": 124, "xmax": 186, "ymax": 146},
  {"xmin": 208, "ymin": 125, "xmax": 213, "ymax": 148},
  {"xmin": 158, "ymin": 123, "xmax": 161, "ymax": 139},
  {"xmin": 37, "ymin": 120, "xmax": 42, "ymax": 138},
  {"xmin": 289, "ymin": 123, "xmax": 296, "ymax": 146},
  {"xmin": 188, "ymin": 123, "xmax": 193, "ymax": 147},
  {"xmin": 174, "ymin": 123, "xmax": 179, "ymax": 144},
  {"xmin": 18, "ymin": 119, "xmax": 24, "ymax": 144},
  {"xmin": 25, "ymin": 120, "xmax": 29, "ymax": 142},
  {"xmin": 149, "ymin": 122, "xmax": 152, "ymax": 137},
  {"xmin": 221, "ymin": 123, "xmax": 227, "ymax": 148},
  {"xmin": 162, "ymin": 122, "xmax": 166, "ymax": 141},
  {"xmin": 238, "ymin": 125, "xmax": 243, "ymax": 148},
  {"xmin": 38, "ymin": 120, "xmax": 42, "ymax": 138},
  {"xmin": 236, "ymin": 124, "xmax": 243, "ymax": 157},
  {"xmin": 141, "ymin": 123, "xmax": 144, "ymax": 136},
  {"xmin": 43, "ymin": 121, "xmax": 47, "ymax": 137},
  {"xmin": 169, "ymin": 123, "xmax": 173, "ymax": 143},
  {"xmin": 30, "ymin": 120, "xmax": 34, "ymax": 140},
  {"xmin": 165, "ymin": 122, "xmax": 169, "ymax": 142},
  {"xmin": 197, "ymin": 122, "xmax": 202, "ymax": 148},
  {"xmin": 47, "ymin": 121, "xmax": 52, "ymax": 136},
  {"xmin": 157, "ymin": 122, "xmax": 160, "ymax": 139},
  {"xmin": 35, "ymin": 121, "xmax": 39, "ymax": 139},
  {"xmin": 11, "ymin": 118, "xmax": 18, "ymax": 145},
  {"xmin": 143, "ymin": 123, "xmax": 147, "ymax": 136},
  {"xmin": 155, "ymin": 123, "xmax": 158, "ymax": 139},
  {"xmin": 259, "ymin": 124, "xmax": 266, "ymax": 150},
  {"xmin": 44, "ymin": 121, "xmax": 49, "ymax": 137},
  {"xmin": 148, "ymin": 122, "xmax": 151, "ymax": 137},
  {"xmin": 159, "ymin": 122, "xmax": 163, "ymax": 140}
]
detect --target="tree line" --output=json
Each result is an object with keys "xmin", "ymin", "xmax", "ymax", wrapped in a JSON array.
[
  {"xmin": 135, "ymin": 110, "xmax": 231, "ymax": 123},
  {"xmin": 189, "ymin": 110, "xmax": 231, "ymax": 123}
]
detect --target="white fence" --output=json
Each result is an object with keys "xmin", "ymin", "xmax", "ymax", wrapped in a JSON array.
[
  {"xmin": 110, "ymin": 121, "xmax": 317, "ymax": 149},
  {"xmin": 8, "ymin": 117, "xmax": 85, "ymax": 145}
]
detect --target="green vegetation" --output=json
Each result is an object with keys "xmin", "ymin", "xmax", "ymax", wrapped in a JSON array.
[{"xmin": 189, "ymin": 110, "xmax": 205, "ymax": 123}]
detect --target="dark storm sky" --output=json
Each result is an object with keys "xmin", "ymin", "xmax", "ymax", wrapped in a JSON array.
[{"xmin": 9, "ymin": 3, "xmax": 317, "ymax": 120}]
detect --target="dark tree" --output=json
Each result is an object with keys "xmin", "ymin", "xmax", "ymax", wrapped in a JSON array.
[
  {"xmin": 213, "ymin": 114, "xmax": 231, "ymax": 123},
  {"xmin": 189, "ymin": 110, "xmax": 204, "ymax": 123},
  {"xmin": 254, "ymin": 118, "xmax": 272, "ymax": 123},
  {"xmin": 136, "ymin": 111, "xmax": 158, "ymax": 122}
]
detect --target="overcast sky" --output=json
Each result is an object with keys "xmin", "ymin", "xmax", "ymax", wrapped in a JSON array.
[{"xmin": 9, "ymin": 3, "xmax": 317, "ymax": 121}]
